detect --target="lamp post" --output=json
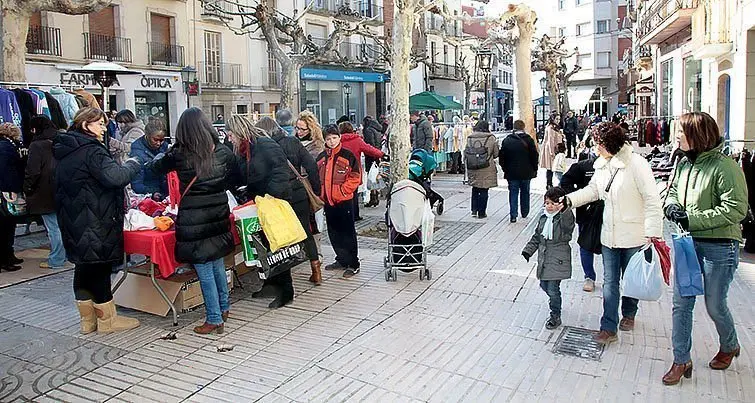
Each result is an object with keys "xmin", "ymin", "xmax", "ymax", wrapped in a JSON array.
[
  {"xmin": 181, "ymin": 66, "xmax": 197, "ymax": 110},
  {"xmin": 539, "ymin": 76, "xmax": 547, "ymax": 132},
  {"xmin": 343, "ymin": 83, "xmax": 352, "ymax": 121},
  {"xmin": 475, "ymin": 49, "xmax": 493, "ymax": 124}
]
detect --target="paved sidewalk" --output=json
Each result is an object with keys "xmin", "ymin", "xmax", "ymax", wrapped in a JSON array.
[{"xmin": 0, "ymin": 173, "xmax": 753, "ymax": 402}]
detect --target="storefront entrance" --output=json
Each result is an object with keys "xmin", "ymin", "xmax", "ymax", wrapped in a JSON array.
[
  {"xmin": 301, "ymin": 68, "xmax": 386, "ymax": 125},
  {"xmin": 134, "ymin": 91, "xmax": 170, "ymax": 134}
]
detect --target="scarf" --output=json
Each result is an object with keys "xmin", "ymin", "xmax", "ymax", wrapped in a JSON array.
[{"xmin": 542, "ymin": 211, "xmax": 558, "ymax": 240}]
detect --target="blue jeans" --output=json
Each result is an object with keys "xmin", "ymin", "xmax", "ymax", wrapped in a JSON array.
[
  {"xmin": 194, "ymin": 258, "xmax": 229, "ymax": 325},
  {"xmin": 600, "ymin": 246, "xmax": 641, "ymax": 332},
  {"xmin": 507, "ymin": 179, "xmax": 531, "ymax": 219},
  {"xmin": 672, "ymin": 240, "xmax": 739, "ymax": 364},
  {"xmin": 41, "ymin": 213, "xmax": 66, "ymax": 267},
  {"xmin": 579, "ymin": 246, "xmax": 596, "ymax": 281},
  {"xmin": 539, "ymin": 280, "xmax": 562, "ymax": 317}
]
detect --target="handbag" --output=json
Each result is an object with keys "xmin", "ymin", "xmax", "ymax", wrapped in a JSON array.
[
  {"xmin": 286, "ymin": 161, "xmax": 324, "ymax": 212},
  {"xmin": 1, "ymin": 192, "xmax": 27, "ymax": 216},
  {"xmin": 575, "ymin": 168, "xmax": 619, "ymax": 255},
  {"xmin": 671, "ymin": 224, "xmax": 704, "ymax": 297}
]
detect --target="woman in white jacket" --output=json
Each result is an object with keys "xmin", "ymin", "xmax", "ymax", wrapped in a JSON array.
[{"xmin": 566, "ymin": 122, "xmax": 663, "ymax": 345}]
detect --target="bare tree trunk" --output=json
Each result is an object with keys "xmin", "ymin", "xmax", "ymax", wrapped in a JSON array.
[
  {"xmin": 547, "ymin": 72, "xmax": 560, "ymax": 119},
  {"xmin": 516, "ymin": 30, "xmax": 535, "ymax": 142},
  {"xmin": 279, "ymin": 61, "xmax": 301, "ymax": 111},
  {"xmin": 388, "ymin": 0, "xmax": 415, "ymax": 184}
]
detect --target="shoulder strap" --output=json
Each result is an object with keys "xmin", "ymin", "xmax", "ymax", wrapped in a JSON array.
[
  {"xmin": 604, "ymin": 169, "xmax": 619, "ymax": 193},
  {"xmin": 287, "ymin": 160, "xmax": 305, "ymax": 180},
  {"xmin": 181, "ymin": 176, "xmax": 198, "ymax": 200}
]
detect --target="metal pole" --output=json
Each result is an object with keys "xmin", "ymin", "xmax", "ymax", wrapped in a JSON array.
[
  {"xmin": 484, "ymin": 72, "xmax": 489, "ymax": 125},
  {"xmin": 102, "ymin": 84, "xmax": 110, "ymax": 150}
]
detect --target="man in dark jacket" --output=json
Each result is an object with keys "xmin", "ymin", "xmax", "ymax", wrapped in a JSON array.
[
  {"xmin": 24, "ymin": 116, "xmax": 71, "ymax": 270},
  {"xmin": 563, "ymin": 110, "xmax": 580, "ymax": 158},
  {"xmin": 559, "ymin": 150, "xmax": 598, "ymax": 292},
  {"xmin": 410, "ymin": 111, "xmax": 433, "ymax": 152},
  {"xmin": 499, "ymin": 120, "xmax": 538, "ymax": 223}
]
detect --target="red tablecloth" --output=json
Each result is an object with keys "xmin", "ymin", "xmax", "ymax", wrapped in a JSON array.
[{"xmin": 123, "ymin": 230, "xmax": 180, "ymax": 279}]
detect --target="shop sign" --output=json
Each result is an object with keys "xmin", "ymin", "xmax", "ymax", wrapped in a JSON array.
[
  {"xmin": 60, "ymin": 72, "xmax": 120, "ymax": 87},
  {"xmin": 636, "ymin": 82, "xmax": 654, "ymax": 97},
  {"xmin": 140, "ymin": 76, "xmax": 174, "ymax": 89},
  {"xmin": 300, "ymin": 68, "xmax": 386, "ymax": 83}
]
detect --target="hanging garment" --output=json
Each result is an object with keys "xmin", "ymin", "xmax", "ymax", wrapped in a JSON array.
[
  {"xmin": 11, "ymin": 89, "xmax": 36, "ymax": 146},
  {"xmin": 660, "ymin": 119, "xmax": 670, "ymax": 145},
  {"xmin": 73, "ymin": 89, "xmax": 100, "ymax": 110},
  {"xmin": 43, "ymin": 92, "xmax": 67, "ymax": 129},
  {"xmin": 28, "ymin": 89, "xmax": 51, "ymax": 118},
  {"xmin": 0, "ymin": 88, "xmax": 22, "ymax": 127},
  {"xmin": 49, "ymin": 87, "xmax": 79, "ymax": 125}
]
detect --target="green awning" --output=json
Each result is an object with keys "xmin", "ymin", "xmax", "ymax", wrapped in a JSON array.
[{"xmin": 409, "ymin": 91, "xmax": 464, "ymax": 111}]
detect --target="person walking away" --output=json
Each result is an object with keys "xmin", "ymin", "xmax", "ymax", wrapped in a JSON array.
[
  {"xmin": 552, "ymin": 143, "xmax": 567, "ymax": 183},
  {"xmin": 54, "ymin": 108, "xmax": 141, "ymax": 334},
  {"xmin": 559, "ymin": 149, "xmax": 599, "ymax": 292},
  {"xmin": 0, "ymin": 123, "xmax": 25, "ymax": 272},
  {"xmin": 539, "ymin": 114, "xmax": 564, "ymax": 188},
  {"xmin": 129, "ymin": 120, "xmax": 168, "ymax": 195},
  {"xmin": 410, "ymin": 110, "xmax": 433, "ymax": 152},
  {"xmin": 499, "ymin": 119, "xmax": 538, "ymax": 223},
  {"xmin": 565, "ymin": 122, "xmax": 662, "ymax": 344},
  {"xmin": 563, "ymin": 111, "xmax": 579, "ymax": 158},
  {"xmin": 339, "ymin": 122, "xmax": 384, "ymax": 221},
  {"xmin": 276, "ymin": 109, "xmax": 296, "ymax": 136},
  {"xmin": 362, "ymin": 115, "xmax": 384, "ymax": 207},
  {"xmin": 662, "ymin": 112, "xmax": 747, "ymax": 385},
  {"xmin": 318, "ymin": 124, "xmax": 362, "ymax": 278},
  {"xmin": 24, "ymin": 116, "xmax": 72, "ymax": 270},
  {"xmin": 255, "ymin": 117, "xmax": 323, "ymax": 286},
  {"xmin": 148, "ymin": 108, "xmax": 235, "ymax": 333},
  {"xmin": 109, "ymin": 110, "xmax": 144, "ymax": 163},
  {"xmin": 522, "ymin": 187, "xmax": 575, "ymax": 329},
  {"xmin": 466, "ymin": 120, "xmax": 499, "ymax": 219}
]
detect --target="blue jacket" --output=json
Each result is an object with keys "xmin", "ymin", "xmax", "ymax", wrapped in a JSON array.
[
  {"xmin": 0, "ymin": 137, "xmax": 25, "ymax": 192},
  {"xmin": 129, "ymin": 136, "xmax": 168, "ymax": 195},
  {"xmin": 49, "ymin": 87, "xmax": 79, "ymax": 126},
  {"xmin": 281, "ymin": 125, "xmax": 295, "ymax": 136},
  {"xmin": 0, "ymin": 89, "xmax": 22, "ymax": 127}
]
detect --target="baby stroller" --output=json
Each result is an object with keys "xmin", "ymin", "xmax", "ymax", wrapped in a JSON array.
[{"xmin": 408, "ymin": 149, "xmax": 444, "ymax": 215}]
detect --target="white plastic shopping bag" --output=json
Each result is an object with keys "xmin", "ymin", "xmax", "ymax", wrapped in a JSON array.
[
  {"xmin": 226, "ymin": 190, "xmax": 239, "ymax": 211},
  {"xmin": 421, "ymin": 200, "xmax": 435, "ymax": 246},
  {"xmin": 367, "ymin": 165, "xmax": 380, "ymax": 190},
  {"xmin": 315, "ymin": 209, "xmax": 325, "ymax": 232},
  {"xmin": 622, "ymin": 244, "xmax": 664, "ymax": 301}
]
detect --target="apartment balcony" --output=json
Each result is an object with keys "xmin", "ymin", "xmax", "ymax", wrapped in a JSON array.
[
  {"xmin": 201, "ymin": 0, "xmax": 234, "ymax": 21},
  {"xmin": 425, "ymin": 14, "xmax": 444, "ymax": 34},
  {"xmin": 83, "ymin": 33, "xmax": 132, "ymax": 63},
  {"xmin": 26, "ymin": 25, "xmax": 62, "ymax": 57},
  {"xmin": 310, "ymin": 1, "xmax": 384, "ymax": 23},
  {"xmin": 148, "ymin": 42, "xmax": 184, "ymax": 67},
  {"xmin": 691, "ymin": 3, "xmax": 733, "ymax": 59},
  {"xmin": 198, "ymin": 62, "xmax": 247, "ymax": 88},
  {"xmin": 337, "ymin": 41, "xmax": 383, "ymax": 65},
  {"xmin": 636, "ymin": 0, "xmax": 698, "ymax": 46},
  {"xmin": 428, "ymin": 63, "xmax": 460, "ymax": 80},
  {"xmin": 445, "ymin": 22, "xmax": 463, "ymax": 38}
]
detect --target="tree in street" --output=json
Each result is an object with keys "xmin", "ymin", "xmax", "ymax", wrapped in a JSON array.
[{"xmin": 531, "ymin": 34, "xmax": 581, "ymax": 120}]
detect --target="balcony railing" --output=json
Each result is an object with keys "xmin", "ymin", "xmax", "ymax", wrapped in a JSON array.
[
  {"xmin": 636, "ymin": 0, "xmax": 698, "ymax": 45},
  {"xmin": 426, "ymin": 14, "xmax": 443, "ymax": 32},
  {"xmin": 337, "ymin": 41, "xmax": 383, "ymax": 64},
  {"xmin": 148, "ymin": 42, "xmax": 184, "ymax": 66},
  {"xmin": 26, "ymin": 25, "xmax": 61, "ymax": 57},
  {"xmin": 445, "ymin": 22, "xmax": 463, "ymax": 37},
  {"xmin": 428, "ymin": 63, "xmax": 460, "ymax": 80},
  {"xmin": 83, "ymin": 33, "xmax": 132, "ymax": 63},
  {"xmin": 311, "ymin": 1, "xmax": 383, "ymax": 22},
  {"xmin": 202, "ymin": 0, "xmax": 234, "ymax": 20},
  {"xmin": 199, "ymin": 61, "xmax": 246, "ymax": 87}
]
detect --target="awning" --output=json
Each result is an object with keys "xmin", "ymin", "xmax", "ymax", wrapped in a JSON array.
[
  {"xmin": 409, "ymin": 91, "xmax": 464, "ymax": 111},
  {"xmin": 567, "ymin": 86, "xmax": 597, "ymax": 111}
]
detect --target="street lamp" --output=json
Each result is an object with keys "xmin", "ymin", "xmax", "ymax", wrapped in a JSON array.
[
  {"xmin": 539, "ymin": 76, "xmax": 547, "ymax": 133},
  {"xmin": 181, "ymin": 66, "xmax": 197, "ymax": 110},
  {"xmin": 343, "ymin": 83, "xmax": 352, "ymax": 121},
  {"xmin": 476, "ymin": 49, "xmax": 493, "ymax": 123}
]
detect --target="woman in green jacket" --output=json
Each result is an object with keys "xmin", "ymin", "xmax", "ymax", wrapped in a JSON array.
[{"xmin": 662, "ymin": 112, "xmax": 747, "ymax": 385}]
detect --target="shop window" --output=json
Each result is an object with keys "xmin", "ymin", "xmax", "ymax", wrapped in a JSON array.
[
  {"xmin": 684, "ymin": 57, "xmax": 702, "ymax": 113},
  {"xmin": 661, "ymin": 59, "xmax": 673, "ymax": 117},
  {"xmin": 269, "ymin": 103, "xmax": 280, "ymax": 113},
  {"xmin": 253, "ymin": 103, "xmax": 263, "ymax": 113},
  {"xmin": 236, "ymin": 104, "xmax": 248, "ymax": 115},
  {"xmin": 134, "ymin": 91, "xmax": 170, "ymax": 135}
]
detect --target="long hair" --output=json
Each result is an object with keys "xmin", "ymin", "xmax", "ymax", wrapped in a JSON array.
[
  {"xmin": 114, "ymin": 109, "xmax": 138, "ymax": 124},
  {"xmin": 226, "ymin": 114, "xmax": 267, "ymax": 162},
  {"xmin": 297, "ymin": 110, "xmax": 324, "ymax": 150},
  {"xmin": 255, "ymin": 116, "xmax": 286, "ymax": 138},
  {"xmin": 678, "ymin": 112, "xmax": 720, "ymax": 152},
  {"xmin": 548, "ymin": 113, "xmax": 561, "ymax": 127},
  {"xmin": 175, "ymin": 107, "xmax": 216, "ymax": 178},
  {"xmin": 70, "ymin": 107, "xmax": 107, "ymax": 141}
]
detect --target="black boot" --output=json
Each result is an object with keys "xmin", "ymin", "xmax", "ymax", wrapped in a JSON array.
[{"xmin": 268, "ymin": 283, "xmax": 294, "ymax": 309}]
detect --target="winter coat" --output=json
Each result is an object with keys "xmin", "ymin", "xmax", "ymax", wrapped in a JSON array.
[
  {"xmin": 317, "ymin": 144, "xmax": 361, "ymax": 206},
  {"xmin": 465, "ymin": 131, "xmax": 499, "ymax": 189},
  {"xmin": 111, "ymin": 121, "xmax": 144, "ymax": 163},
  {"xmin": 568, "ymin": 144, "xmax": 663, "ymax": 249},
  {"xmin": 563, "ymin": 116, "xmax": 579, "ymax": 138},
  {"xmin": 341, "ymin": 132, "xmax": 384, "ymax": 183},
  {"xmin": 499, "ymin": 130, "xmax": 538, "ymax": 180},
  {"xmin": 129, "ymin": 136, "xmax": 168, "ymax": 195},
  {"xmin": 270, "ymin": 129, "xmax": 321, "ymax": 211},
  {"xmin": 362, "ymin": 118, "xmax": 383, "ymax": 149},
  {"xmin": 148, "ymin": 143, "xmax": 235, "ymax": 264},
  {"xmin": 23, "ymin": 128, "xmax": 59, "ymax": 214},
  {"xmin": 53, "ymin": 131, "xmax": 140, "ymax": 265},
  {"xmin": 522, "ymin": 209, "xmax": 575, "ymax": 281},
  {"xmin": 11, "ymin": 89, "xmax": 35, "ymax": 145},
  {"xmin": 0, "ymin": 88, "xmax": 22, "ymax": 127},
  {"xmin": 49, "ymin": 87, "xmax": 79, "ymax": 126},
  {"xmin": 412, "ymin": 116, "xmax": 434, "ymax": 152},
  {"xmin": 559, "ymin": 153, "xmax": 597, "ymax": 224},
  {"xmin": 43, "ymin": 92, "xmax": 68, "ymax": 130},
  {"xmin": 0, "ymin": 137, "xmax": 24, "ymax": 193},
  {"xmin": 665, "ymin": 142, "xmax": 748, "ymax": 242},
  {"xmin": 232, "ymin": 136, "xmax": 292, "ymax": 203},
  {"xmin": 539, "ymin": 125, "xmax": 564, "ymax": 170},
  {"xmin": 302, "ymin": 139, "xmax": 325, "ymax": 160}
]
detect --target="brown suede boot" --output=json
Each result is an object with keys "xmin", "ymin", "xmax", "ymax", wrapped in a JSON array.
[
  {"xmin": 93, "ymin": 300, "xmax": 140, "ymax": 334},
  {"xmin": 76, "ymin": 300, "xmax": 97, "ymax": 335},
  {"xmin": 194, "ymin": 322, "xmax": 224, "ymax": 334},
  {"xmin": 709, "ymin": 347, "xmax": 740, "ymax": 370},
  {"xmin": 662, "ymin": 361, "xmax": 693, "ymax": 385},
  {"xmin": 309, "ymin": 260, "xmax": 322, "ymax": 286}
]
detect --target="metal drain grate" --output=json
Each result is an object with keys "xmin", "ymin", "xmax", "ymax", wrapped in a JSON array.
[{"xmin": 552, "ymin": 326, "xmax": 605, "ymax": 361}]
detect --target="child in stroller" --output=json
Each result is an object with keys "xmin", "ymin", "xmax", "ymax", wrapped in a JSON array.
[{"xmin": 407, "ymin": 149, "xmax": 444, "ymax": 215}]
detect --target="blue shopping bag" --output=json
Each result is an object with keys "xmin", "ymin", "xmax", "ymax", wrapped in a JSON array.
[{"xmin": 671, "ymin": 227, "xmax": 704, "ymax": 297}]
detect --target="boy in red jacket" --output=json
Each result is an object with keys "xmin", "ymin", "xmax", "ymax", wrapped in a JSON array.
[{"xmin": 338, "ymin": 121, "xmax": 384, "ymax": 220}]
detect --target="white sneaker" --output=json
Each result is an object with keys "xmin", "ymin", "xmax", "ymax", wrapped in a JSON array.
[{"xmin": 583, "ymin": 278, "xmax": 595, "ymax": 292}]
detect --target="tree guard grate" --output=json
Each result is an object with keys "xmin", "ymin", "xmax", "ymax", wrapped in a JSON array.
[{"xmin": 552, "ymin": 326, "xmax": 605, "ymax": 361}]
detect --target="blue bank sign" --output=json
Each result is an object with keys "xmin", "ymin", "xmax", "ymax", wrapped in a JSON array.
[{"xmin": 300, "ymin": 68, "xmax": 386, "ymax": 83}]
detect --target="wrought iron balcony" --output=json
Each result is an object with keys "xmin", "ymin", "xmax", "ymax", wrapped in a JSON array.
[
  {"xmin": 201, "ymin": 0, "xmax": 234, "ymax": 20},
  {"xmin": 428, "ymin": 63, "xmax": 460, "ymax": 80},
  {"xmin": 337, "ymin": 41, "xmax": 383, "ymax": 65},
  {"xmin": 636, "ymin": 0, "xmax": 698, "ymax": 46},
  {"xmin": 26, "ymin": 25, "xmax": 61, "ymax": 57},
  {"xmin": 83, "ymin": 33, "xmax": 132, "ymax": 63},
  {"xmin": 426, "ymin": 14, "xmax": 444, "ymax": 33},
  {"xmin": 148, "ymin": 42, "xmax": 184, "ymax": 67},
  {"xmin": 311, "ymin": 1, "xmax": 383, "ymax": 23},
  {"xmin": 199, "ymin": 61, "xmax": 246, "ymax": 87}
]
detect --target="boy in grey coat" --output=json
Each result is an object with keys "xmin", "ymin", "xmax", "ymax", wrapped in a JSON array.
[{"xmin": 522, "ymin": 187, "xmax": 576, "ymax": 329}]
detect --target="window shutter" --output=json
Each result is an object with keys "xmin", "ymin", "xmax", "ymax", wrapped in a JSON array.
[
  {"xmin": 88, "ymin": 6, "xmax": 115, "ymax": 37},
  {"xmin": 151, "ymin": 14, "xmax": 172, "ymax": 44},
  {"xmin": 30, "ymin": 12, "xmax": 42, "ymax": 27}
]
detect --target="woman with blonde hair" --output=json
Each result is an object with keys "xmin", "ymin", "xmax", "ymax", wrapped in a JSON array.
[{"xmin": 296, "ymin": 110, "xmax": 325, "ymax": 158}]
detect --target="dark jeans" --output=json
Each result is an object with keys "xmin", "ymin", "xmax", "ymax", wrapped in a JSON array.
[
  {"xmin": 579, "ymin": 245, "xmax": 596, "ymax": 281},
  {"xmin": 448, "ymin": 152, "xmax": 462, "ymax": 173},
  {"xmin": 600, "ymin": 246, "xmax": 641, "ymax": 332},
  {"xmin": 546, "ymin": 170, "xmax": 554, "ymax": 187},
  {"xmin": 325, "ymin": 202, "xmax": 359, "ymax": 268},
  {"xmin": 0, "ymin": 216, "xmax": 16, "ymax": 265},
  {"xmin": 565, "ymin": 134, "xmax": 577, "ymax": 158},
  {"xmin": 292, "ymin": 202, "xmax": 319, "ymax": 261},
  {"xmin": 73, "ymin": 263, "xmax": 114, "ymax": 303},
  {"xmin": 540, "ymin": 280, "xmax": 562, "ymax": 317},
  {"xmin": 471, "ymin": 187, "xmax": 489, "ymax": 215},
  {"xmin": 507, "ymin": 179, "xmax": 531, "ymax": 219}
]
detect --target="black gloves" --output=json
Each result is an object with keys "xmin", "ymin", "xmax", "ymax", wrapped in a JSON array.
[
  {"xmin": 664, "ymin": 203, "xmax": 683, "ymax": 220},
  {"xmin": 669, "ymin": 210, "xmax": 690, "ymax": 231},
  {"xmin": 522, "ymin": 251, "xmax": 531, "ymax": 262}
]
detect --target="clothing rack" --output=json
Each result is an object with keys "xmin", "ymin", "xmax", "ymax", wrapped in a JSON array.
[
  {"xmin": 0, "ymin": 81, "xmax": 77, "ymax": 90},
  {"xmin": 635, "ymin": 115, "xmax": 678, "ymax": 120}
]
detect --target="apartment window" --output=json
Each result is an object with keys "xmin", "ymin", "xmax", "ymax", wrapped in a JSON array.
[
  {"xmin": 577, "ymin": 53, "xmax": 592, "ymax": 70},
  {"xmin": 558, "ymin": 27, "xmax": 566, "ymax": 38},
  {"xmin": 443, "ymin": 45, "xmax": 448, "ymax": 65},
  {"xmin": 576, "ymin": 23, "xmax": 590, "ymax": 36},
  {"xmin": 430, "ymin": 42, "xmax": 436, "ymax": 64},
  {"xmin": 211, "ymin": 105, "xmax": 225, "ymax": 120},
  {"xmin": 661, "ymin": 59, "xmax": 673, "ymax": 117},
  {"xmin": 575, "ymin": 0, "xmax": 588, "ymax": 5},
  {"xmin": 86, "ymin": 5, "xmax": 131, "ymax": 62},
  {"xmin": 150, "ymin": 14, "xmax": 181, "ymax": 65},
  {"xmin": 253, "ymin": 103, "xmax": 263, "ymax": 114},
  {"xmin": 306, "ymin": 22, "xmax": 327, "ymax": 41},
  {"xmin": 236, "ymin": 104, "xmax": 248, "ymax": 115},
  {"xmin": 89, "ymin": 5, "xmax": 115, "ymax": 37},
  {"xmin": 597, "ymin": 52, "xmax": 611, "ymax": 68},
  {"xmin": 268, "ymin": 48, "xmax": 281, "ymax": 87},
  {"xmin": 204, "ymin": 31, "xmax": 222, "ymax": 83},
  {"xmin": 596, "ymin": 20, "xmax": 610, "ymax": 34},
  {"xmin": 558, "ymin": 0, "xmax": 565, "ymax": 10}
]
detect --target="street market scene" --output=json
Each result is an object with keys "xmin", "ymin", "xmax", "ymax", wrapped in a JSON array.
[{"xmin": 0, "ymin": 0, "xmax": 754, "ymax": 401}]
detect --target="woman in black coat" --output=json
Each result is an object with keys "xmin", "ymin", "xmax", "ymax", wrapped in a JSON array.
[
  {"xmin": 225, "ymin": 115, "xmax": 296, "ymax": 309},
  {"xmin": 255, "ymin": 116, "xmax": 322, "ymax": 285},
  {"xmin": 0, "ymin": 123, "xmax": 25, "ymax": 272},
  {"xmin": 149, "ymin": 108, "xmax": 235, "ymax": 335},
  {"xmin": 54, "ymin": 107, "xmax": 141, "ymax": 335}
]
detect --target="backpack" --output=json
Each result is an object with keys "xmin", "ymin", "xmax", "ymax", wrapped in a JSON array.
[{"xmin": 465, "ymin": 137, "xmax": 490, "ymax": 170}]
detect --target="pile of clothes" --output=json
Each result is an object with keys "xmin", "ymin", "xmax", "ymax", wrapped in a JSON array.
[{"xmin": 124, "ymin": 191, "xmax": 176, "ymax": 232}]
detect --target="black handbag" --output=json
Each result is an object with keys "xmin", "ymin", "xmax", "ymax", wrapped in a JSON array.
[{"xmin": 576, "ymin": 168, "xmax": 619, "ymax": 255}]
